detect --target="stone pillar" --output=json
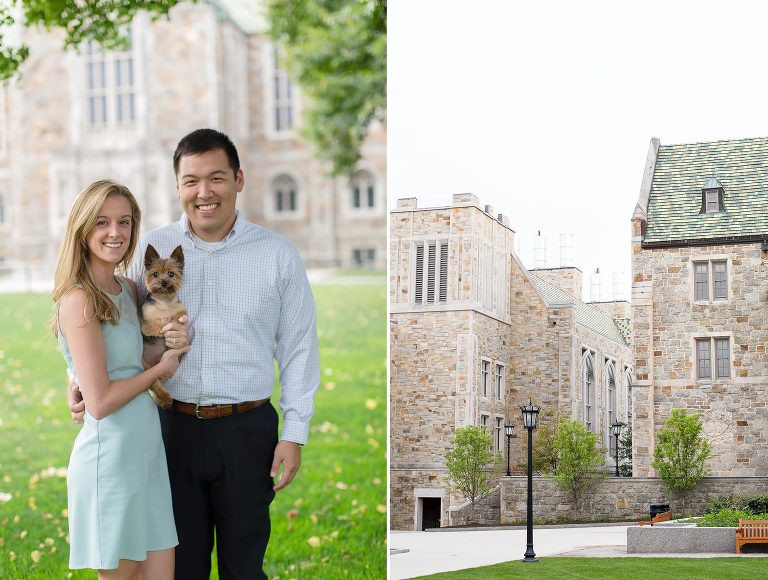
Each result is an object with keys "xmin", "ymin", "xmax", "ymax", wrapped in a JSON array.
[{"xmin": 631, "ymin": 217, "xmax": 655, "ymax": 476}]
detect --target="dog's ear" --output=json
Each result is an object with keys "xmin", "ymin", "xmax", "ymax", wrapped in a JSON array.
[
  {"xmin": 170, "ymin": 245, "xmax": 184, "ymax": 274},
  {"xmin": 144, "ymin": 244, "xmax": 160, "ymax": 269}
]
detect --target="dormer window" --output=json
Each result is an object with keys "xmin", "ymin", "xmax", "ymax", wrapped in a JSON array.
[{"xmin": 701, "ymin": 178, "xmax": 724, "ymax": 213}]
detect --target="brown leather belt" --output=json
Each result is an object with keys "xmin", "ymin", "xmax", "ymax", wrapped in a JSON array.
[{"xmin": 173, "ymin": 398, "xmax": 269, "ymax": 419}]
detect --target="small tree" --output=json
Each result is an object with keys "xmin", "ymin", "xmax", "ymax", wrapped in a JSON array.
[
  {"xmin": 618, "ymin": 424, "xmax": 633, "ymax": 477},
  {"xmin": 551, "ymin": 419, "xmax": 607, "ymax": 501},
  {"xmin": 444, "ymin": 426, "xmax": 504, "ymax": 524},
  {"xmin": 527, "ymin": 408, "xmax": 566, "ymax": 475},
  {"xmin": 651, "ymin": 408, "xmax": 711, "ymax": 509}
]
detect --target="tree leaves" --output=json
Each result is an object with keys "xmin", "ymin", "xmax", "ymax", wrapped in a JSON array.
[
  {"xmin": 652, "ymin": 408, "xmax": 711, "ymax": 494},
  {"xmin": 444, "ymin": 426, "xmax": 503, "ymax": 522},
  {"xmin": 551, "ymin": 419, "xmax": 607, "ymax": 500},
  {"xmin": 0, "ymin": 1, "xmax": 188, "ymax": 81},
  {"xmin": 266, "ymin": 0, "xmax": 386, "ymax": 176}
]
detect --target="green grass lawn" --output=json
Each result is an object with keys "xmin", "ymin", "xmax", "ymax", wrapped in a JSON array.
[
  {"xmin": 0, "ymin": 280, "xmax": 386, "ymax": 579},
  {"xmin": 413, "ymin": 557, "xmax": 768, "ymax": 579}
]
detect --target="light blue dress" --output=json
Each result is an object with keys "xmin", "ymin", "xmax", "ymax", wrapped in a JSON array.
[{"xmin": 59, "ymin": 276, "xmax": 178, "ymax": 570}]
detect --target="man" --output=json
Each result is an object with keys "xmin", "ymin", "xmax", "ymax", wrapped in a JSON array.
[{"xmin": 70, "ymin": 128, "xmax": 320, "ymax": 579}]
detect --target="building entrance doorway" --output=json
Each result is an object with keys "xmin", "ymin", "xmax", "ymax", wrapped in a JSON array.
[{"xmin": 420, "ymin": 497, "xmax": 441, "ymax": 530}]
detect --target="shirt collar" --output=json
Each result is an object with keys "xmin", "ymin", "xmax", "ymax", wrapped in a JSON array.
[{"xmin": 179, "ymin": 209, "xmax": 242, "ymax": 242}]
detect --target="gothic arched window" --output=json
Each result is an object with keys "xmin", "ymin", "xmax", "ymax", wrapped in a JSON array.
[{"xmin": 272, "ymin": 174, "xmax": 298, "ymax": 213}]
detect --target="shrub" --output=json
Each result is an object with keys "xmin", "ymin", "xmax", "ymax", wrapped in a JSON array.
[
  {"xmin": 527, "ymin": 408, "xmax": 566, "ymax": 475},
  {"xmin": 445, "ymin": 426, "xmax": 504, "ymax": 523},
  {"xmin": 551, "ymin": 418, "xmax": 607, "ymax": 500},
  {"xmin": 651, "ymin": 409, "xmax": 711, "ymax": 499},
  {"xmin": 707, "ymin": 494, "xmax": 768, "ymax": 515},
  {"xmin": 698, "ymin": 508, "xmax": 768, "ymax": 528},
  {"xmin": 744, "ymin": 494, "xmax": 768, "ymax": 514}
]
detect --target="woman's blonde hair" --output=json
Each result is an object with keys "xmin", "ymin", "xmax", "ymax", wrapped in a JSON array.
[{"xmin": 51, "ymin": 180, "xmax": 141, "ymax": 336}]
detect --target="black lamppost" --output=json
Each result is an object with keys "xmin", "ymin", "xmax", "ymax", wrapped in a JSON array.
[
  {"xmin": 504, "ymin": 424, "xmax": 514, "ymax": 476},
  {"xmin": 520, "ymin": 400, "xmax": 541, "ymax": 563},
  {"xmin": 611, "ymin": 421, "xmax": 625, "ymax": 477}
]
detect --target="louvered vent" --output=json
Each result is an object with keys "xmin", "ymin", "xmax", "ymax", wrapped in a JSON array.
[
  {"xmin": 427, "ymin": 243, "xmax": 436, "ymax": 302},
  {"xmin": 415, "ymin": 244, "xmax": 424, "ymax": 303},
  {"xmin": 439, "ymin": 241, "xmax": 448, "ymax": 302}
]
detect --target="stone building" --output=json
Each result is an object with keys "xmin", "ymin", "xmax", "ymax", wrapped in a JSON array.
[
  {"xmin": 631, "ymin": 136, "xmax": 768, "ymax": 477},
  {"xmin": 390, "ymin": 194, "xmax": 632, "ymax": 530},
  {"xmin": 0, "ymin": 0, "xmax": 386, "ymax": 284}
]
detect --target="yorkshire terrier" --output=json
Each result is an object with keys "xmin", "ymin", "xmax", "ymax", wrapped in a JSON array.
[{"xmin": 140, "ymin": 244, "xmax": 188, "ymax": 408}]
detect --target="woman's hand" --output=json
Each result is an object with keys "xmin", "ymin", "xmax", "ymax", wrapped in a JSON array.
[
  {"xmin": 161, "ymin": 314, "xmax": 190, "ymax": 349},
  {"xmin": 158, "ymin": 345, "xmax": 190, "ymax": 380}
]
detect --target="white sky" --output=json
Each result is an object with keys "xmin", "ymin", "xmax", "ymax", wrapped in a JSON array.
[{"xmin": 388, "ymin": 0, "xmax": 768, "ymax": 300}]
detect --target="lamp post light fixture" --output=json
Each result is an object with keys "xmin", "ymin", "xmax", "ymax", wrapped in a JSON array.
[
  {"xmin": 611, "ymin": 421, "xmax": 625, "ymax": 477},
  {"xmin": 504, "ymin": 424, "xmax": 514, "ymax": 476},
  {"xmin": 520, "ymin": 400, "xmax": 541, "ymax": 563}
]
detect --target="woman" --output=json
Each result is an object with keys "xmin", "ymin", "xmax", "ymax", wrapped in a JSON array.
[{"xmin": 51, "ymin": 180, "xmax": 186, "ymax": 579}]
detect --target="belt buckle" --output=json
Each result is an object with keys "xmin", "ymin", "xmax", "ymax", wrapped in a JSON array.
[{"xmin": 195, "ymin": 403, "xmax": 203, "ymax": 419}]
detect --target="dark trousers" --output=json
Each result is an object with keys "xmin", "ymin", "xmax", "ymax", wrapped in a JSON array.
[{"xmin": 160, "ymin": 403, "xmax": 278, "ymax": 580}]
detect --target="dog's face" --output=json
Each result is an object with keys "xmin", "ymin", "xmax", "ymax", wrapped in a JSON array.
[{"xmin": 144, "ymin": 244, "xmax": 184, "ymax": 296}]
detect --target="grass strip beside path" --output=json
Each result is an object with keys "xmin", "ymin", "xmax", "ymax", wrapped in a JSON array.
[{"xmin": 412, "ymin": 557, "xmax": 767, "ymax": 579}]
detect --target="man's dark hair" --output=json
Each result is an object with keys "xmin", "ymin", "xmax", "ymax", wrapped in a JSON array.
[{"xmin": 173, "ymin": 128, "xmax": 241, "ymax": 178}]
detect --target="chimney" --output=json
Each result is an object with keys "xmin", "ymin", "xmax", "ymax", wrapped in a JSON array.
[
  {"xmin": 396, "ymin": 197, "xmax": 417, "ymax": 209},
  {"xmin": 590, "ymin": 268, "xmax": 601, "ymax": 302},
  {"xmin": 534, "ymin": 231, "xmax": 547, "ymax": 269},
  {"xmin": 452, "ymin": 193, "xmax": 480, "ymax": 207},
  {"xmin": 560, "ymin": 233, "xmax": 573, "ymax": 267}
]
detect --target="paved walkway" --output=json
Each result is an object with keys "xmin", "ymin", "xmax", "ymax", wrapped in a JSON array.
[{"xmin": 389, "ymin": 525, "xmax": 766, "ymax": 579}]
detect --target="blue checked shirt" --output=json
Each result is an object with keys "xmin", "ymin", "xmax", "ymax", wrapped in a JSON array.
[{"xmin": 126, "ymin": 211, "xmax": 320, "ymax": 444}]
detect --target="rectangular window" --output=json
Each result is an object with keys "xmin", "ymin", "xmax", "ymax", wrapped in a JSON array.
[
  {"xmin": 696, "ymin": 337, "xmax": 730, "ymax": 380},
  {"xmin": 696, "ymin": 339, "xmax": 711, "ymax": 379},
  {"xmin": 480, "ymin": 414, "xmax": 491, "ymax": 451},
  {"xmin": 274, "ymin": 49, "xmax": 294, "ymax": 131},
  {"xmin": 713, "ymin": 261, "xmax": 727, "ymax": 299},
  {"xmin": 413, "ymin": 241, "xmax": 448, "ymax": 304},
  {"xmin": 495, "ymin": 364, "xmax": 503, "ymax": 399},
  {"xmin": 481, "ymin": 360, "xmax": 490, "ymax": 397},
  {"xmin": 706, "ymin": 190, "xmax": 719, "ymax": 212},
  {"xmin": 715, "ymin": 338, "xmax": 730, "ymax": 378},
  {"xmin": 693, "ymin": 259, "xmax": 728, "ymax": 302},
  {"xmin": 695, "ymin": 262, "xmax": 709, "ymax": 301},
  {"xmin": 495, "ymin": 417, "xmax": 503, "ymax": 452},
  {"xmin": 85, "ymin": 39, "xmax": 135, "ymax": 128}
]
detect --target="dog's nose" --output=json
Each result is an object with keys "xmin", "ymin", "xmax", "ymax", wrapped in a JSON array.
[{"xmin": 161, "ymin": 280, "xmax": 168, "ymax": 288}]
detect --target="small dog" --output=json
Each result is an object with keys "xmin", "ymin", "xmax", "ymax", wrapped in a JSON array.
[{"xmin": 140, "ymin": 244, "xmax": 188, "ymax": 408}]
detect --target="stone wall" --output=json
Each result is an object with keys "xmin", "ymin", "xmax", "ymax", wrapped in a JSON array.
[
  {"xmin": 0, "ymin": 3, "xmax": 386, "ymax": 272},
  {"xmin": 448, "ymin": 487, "xmax": 501, "ymax": 527},
  {"xmin": 500, "ymin": 476, "xmax": 768, "ymax": 524},
  {"xmin": 632, "ymin": 233, "xmax": 768, "ymax": 476},
  {"xmin": 390, "ymin": 198, "xmax": 632, "ymax": 530}
]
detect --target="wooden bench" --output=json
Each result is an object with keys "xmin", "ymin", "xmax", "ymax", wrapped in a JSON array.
[
  {"xmin": 736, "ymin": 519, "xmax": 768, "ymax": 554},
  {"xmin": 638, "ymin": 510, "xmax": 672, "ymax": 526}
]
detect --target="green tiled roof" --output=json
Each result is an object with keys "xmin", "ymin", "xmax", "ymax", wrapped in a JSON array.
[
  {"xmin": 644, "ymin": 137, "xmax": 768, "ymax": 245},
  {"xmin": 530, "ymin": 274, "xmax": 628, "ymax": 346},
  {"xmin": 615, "ymin": 318, "xmax": 632, "ymax": 346}
]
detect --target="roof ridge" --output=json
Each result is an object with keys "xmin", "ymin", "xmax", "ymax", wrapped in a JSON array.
[
  {"xmin": 529, "ymin": 273, "xmax": 627, "ymax": 346},
  {"xmin": 660, "ymin": 136, "xmax": 768, "ymax": 149}
]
